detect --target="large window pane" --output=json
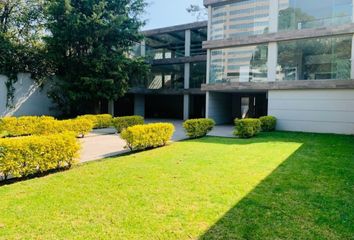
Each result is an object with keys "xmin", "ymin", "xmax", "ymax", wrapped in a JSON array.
[
  {"xmin": 211, "ymin": 0, "xmax": 270, "ymax": 40},
  {"xmin": 190, "ymin": 62, "xmax": 207, "ymax": 88},
  {"xmin": 145, "ymin": 31, "xmax": 185, "ymax": 60},
  {"xmin": 210, "ymin": 45, "xmax": 268, "ymax": 83},
  {"xmin": 147, "ymin": 64, "xmax": 184, "ymax": 89},
  {"xmin": 277, "ymin": 35, "xmax": 352, "ymax": 81},
  {"xmin": 279, "ymin": 0, "xmax": 353, "ymax": 31},
  {"xmin": 191, "ymin": 28, "xmax": 207, "ymax": 56}
]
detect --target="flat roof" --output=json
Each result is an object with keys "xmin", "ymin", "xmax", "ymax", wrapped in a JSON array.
[
  {"xmin": 204, "ymin": 0, "xmax": 241, "ymax": 7},
  {"xmin": 142, "ymin": 21, "xmax": 207, "ymax": 36}
]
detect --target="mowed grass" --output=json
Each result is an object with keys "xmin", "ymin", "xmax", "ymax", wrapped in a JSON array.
[{"xmin": 0, "ymin": 132, "xmax": 353, "ymax": 239}]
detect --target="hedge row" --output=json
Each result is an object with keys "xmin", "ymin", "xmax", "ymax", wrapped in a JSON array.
[
  {"xmin": 183, "ymin": 118, "xmax": 215, "ymax": 138},
  {"xmin": 77, "ymin": 114, "xmax": 113, "ymax": 129},
  {"xmin": 234, "ymin": 116, "xmax": 277, "ymax": 138},
  {"xmin": 121, "ymin": 123, "xmax": 174, "ymax": 151},
  {"xmin": 112, "ymin": 116, "xmax": 144, "ymax": 133},
  {"xmin": 0, "ymin": 116, "xmax": 94, "ymax": 138},
  {"xmin": 0, "ymin": 133, "xmax": 80, "ymax": 180}
]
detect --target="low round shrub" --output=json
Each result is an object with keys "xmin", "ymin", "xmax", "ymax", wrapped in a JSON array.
[
  {"xmin": 121, "ymin": 123, "xmax": 175, "ymax": 151},
  {"xmin": 234, "ymin": 118, "xmax": 261, "ymax": 138},
  {"xmin": 260, "ymin": 116, "xmax": 277, "ymax": 132},
  {"xmin": 0, "ymin": 133, "xmax": 80, "ymax": 180},
  {"xmin": 77, "ymin": 114, "xmax": 113, "ymax": 129},
  {"xmin": 35, "ymin": 118, "xmax": 94, "ymax": 137},
  {"xmin": 183, "ymin": 118, "xmax": 215, "ymax": 138},
  {"xmin": 112, "ymin": 116, "xmax": 144, "ymax": 133}
]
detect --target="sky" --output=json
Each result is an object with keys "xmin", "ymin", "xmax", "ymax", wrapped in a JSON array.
[{"xmin": 142, "ymin": 0, "xmax": 205, "ymax": 30}]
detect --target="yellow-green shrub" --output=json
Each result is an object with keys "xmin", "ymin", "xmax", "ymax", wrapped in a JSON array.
[
  {"xmin": 0, "ymin": 133, "xmax": 80, "ymax": 179},
  {"xmin": 260, "ymin": 116, "xmax": 277, "ymax": 132},
  {"xmin": 234, "ymin": 118, "xmax": 261, "ymax": 138},
  {"xmin": 35, "ymin": 118, "xmax": 94, "ymax": 137},
  {"xmin": 112, "ymin": 116, "xmax": 144, "ymax": 133},
  {"xmin": 77, "ymin": 114, "xmax": 113, "ymax": 129},
  {"xmin": 121, "ymin": 123, "xmax": 174, "ymax": 151},
  {"xmin": 0, "ymin": 116, "xmax": 55, "ymax": 137},
  {"xmin": 183, "ymin": 118, "xmax": 215, "ymax": 138}
]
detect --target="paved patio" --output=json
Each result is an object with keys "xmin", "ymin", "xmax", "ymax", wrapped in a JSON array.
[{"xmin": 80, "ymin": 119, "xmax": 234, "ymax": 163}]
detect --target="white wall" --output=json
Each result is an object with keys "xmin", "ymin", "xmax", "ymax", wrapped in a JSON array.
[
  {"xmin": 206, "ymin": 91, "xmax": 232, "ymax": 124},
  {"xmin": 0, "ymin": 74, "xmax": 56, "ymax": 117},
  {"xmin": 268, "ymin": 89, "xmax": 354, "ymax": 135}
]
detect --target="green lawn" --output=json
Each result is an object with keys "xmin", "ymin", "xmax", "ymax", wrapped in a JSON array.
[{"xmin": 0, "ymin": 132, "xmax": 353, "ymax": 239}]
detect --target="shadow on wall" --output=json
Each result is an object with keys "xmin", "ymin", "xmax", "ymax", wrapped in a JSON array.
[
  {"xmin": 0, "ymin": 73, "xmax": 56, "ymax": 117},
  {"xmin": 193, "ymin": 133, "xmax": 354, "ymax": 239}
]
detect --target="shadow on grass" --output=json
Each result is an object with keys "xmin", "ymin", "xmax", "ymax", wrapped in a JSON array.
[{"xmin": 195, "ymin": 132, "xmax": 354, "ymax": 239}]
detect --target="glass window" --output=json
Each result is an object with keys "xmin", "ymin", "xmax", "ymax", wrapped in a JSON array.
[
  {"xmin": 190, "ymin": 62, "xmax": 207, "ymax": 88},
  {"xmin": 191, "ymin": 28, "xmax": 207, "ymax": 56},
  {"xmin": 277, "ymin": 35, "xmax": 352, "ymax": 81},
  {"xmin": 278, "ymin": 0, "xmax": 353, "ymax": 31},
  {"xmin": 210, "ymin": 44, "xmax": 268, "ymax": 84},
  {"xmin": 147, "ymin": 64, "xmax": 185, "ymax": 89},
  {"xmin": 211, "ymin": 0, "xmax": 270, "ymax": 40},
  {"xmin": 145, "ymin": 31, "xmax": 185, "ymax": 60}
]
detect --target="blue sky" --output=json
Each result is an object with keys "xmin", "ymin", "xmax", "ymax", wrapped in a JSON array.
[{"xmin": 142, "ymin": 0, "xmax": 205, "ymax": 30}]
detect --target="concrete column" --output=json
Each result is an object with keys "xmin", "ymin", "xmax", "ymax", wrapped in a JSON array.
[
  {"xmin": 352, "ymin": 0, "xmax": 354, "ymax": 23},
  {"xmin": 183, "ymin": 94, "xmax": 190, "ymax": 120},
  {"xmin": 184, "ymin": 63, "xmax": 190, "ymax": 89},
  {"xmin": 108, "ymin": 100, "xmax": 114, "ymax": 116},
  {"xmin": 267, "ymin": 42, "xmax": 278, "ymax": 81},
  {"xmin": 207, "ymin": 6, "xmax": 212, "ymax": 41},
  {"xmin": 140, "ymin": 40, "xmax": 146, "ymax": 57},
  {"xmin": 0, "ymin": 75, "xmax": 7, "ymax": 117},
  {"xmin": 206, "ymin": 49, "xmax": 211, "ymax": 84},
  {"xmin": 269, "ymin": 0, "xmax": 279, "ymax": 33},
  {"xmin": 205, "ymin": 91, "xmax": 210, "ymax": 118},
  {"xmin": 351, "ymin": 34, "xmax": 354, "ymax": 79},
  {"xmin": 206, "ymin": 91, "xmax": 232, "ymax": 124},
  {"xmin": 134, "ymin": 94, "xmax": 145, "ymax": 117},
  {"xmin": 185, "ymin": 29, "xmax": 191, "ymax": 57}
]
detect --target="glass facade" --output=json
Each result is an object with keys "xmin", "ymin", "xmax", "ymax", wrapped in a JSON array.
[
  {"xmin": 210, "ymin": 44, "xmax": 268, "ymax": 83},
  {"xmin": 191, "ymin": 28, "xmax": 207, "ymax": 56},
  {"xmin": 146, "ymin": 64, "xmax": 184, "ymax": 89},
  {"xmin": 190, "ymin": 62, "xmax": 207, "ymax": 88},
  {"xmin": 145, "ymin": 31, "xmax": 186, "ymax": 60},
  {"xmin": 277, "ymin": 35, "xmax": 352, "ymax": 81},
  {"xmin": 279, "ymin": 0, "xmax": 353, "ymax": 31},
  {"xmin": 211, "ymin": 0, "xmax": 270, "ymax": 40}
]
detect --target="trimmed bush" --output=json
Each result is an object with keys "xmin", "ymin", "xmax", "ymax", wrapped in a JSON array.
[
  {"xmin": 77, "ymin": 114, "xmax": 113, "ymax": 129},
  {"xmin": 0, "ymin": 133, "xmax": 80, "ymax": 180},
  {"xmin": 121, "ymin": 123, "xmax": 174, "ymax": 151},
  {"xmin": 112, "ymin": 116, "xmax": 144, "ymax": 133},
  {"xmin": 260, "ymin": 116, "xmax": 277, "ymax": 132},
  {"xmin": 35, "ymin": 118, "xmax": 94, "ymax": 137},
  {"xmin": 234, "ymin": 118, "xmax": 261, "ymax": 138},
  {"xmin": 183, "ymin": 118, "xmax": 215, "ymax": 138},
  {"xmin": 0, "ymin": 116, "xmax": 55, "ymax": 137}
]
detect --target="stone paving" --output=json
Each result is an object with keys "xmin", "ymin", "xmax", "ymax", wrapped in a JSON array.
[{"xmin": 80, "ymin": 119, "xmax": 234, "ymax": 163}]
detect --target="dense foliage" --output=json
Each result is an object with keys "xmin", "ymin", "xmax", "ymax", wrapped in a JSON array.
[
  {"xmin": 78, "ymin": 114, "xmax": 113, "ymax": 129},
  {"xmin": 112, "ymin": 115, "xmax": 144, "ymax": 133},
  {"xmin": 234, "ymin": 118, "xmax": 262, "ymax": 138},
  {"xmin": 121, "ymin": 123, "xmax": 174, "ymax": 151},
  {"xmin": 0, "ymin": 133, "xmax": 79, "ymax": 180},
  {"xmin": 45, "ymin": 0, "xmax": 148, "ymax": 116},
  {"xmin": 183, "ymin": 118, "xmax": 215, "ymax": 139},
  {"xmin": 260, "ymin": 116, "xmax": 277, "ymax": 132}
]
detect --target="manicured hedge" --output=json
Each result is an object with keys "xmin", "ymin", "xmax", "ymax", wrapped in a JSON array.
[
  {"xmin": 0, "ymin": 117, "xmax": 94, "ymax": 138},
  {"xmin": 234, "ymin": 118, "xmax": 261, "ymax": 138},
  {"xmin": 121, "ymin": 123, "xmax": 174, "ymax": 151},
  {"xmin": 112, "ymin": 116, "xmax": 144, "ymax": 133},
  {"xmin": 260, "ymin": 116, "xmax": 277, "ymax": 132},
  {"xmin": 0, "ymin": 116, "xmax": 55, "ymax": 137},
  {"xmin": 77, "ymin": 114, "xmax": 113, "ymax": 129},
  {"xmin": 183, "ymin": 118, "xmax": 215, "ymax": 138},
  {"xmin": 0, "ymin": 133, "xmax": 80, "ymax": 180}
]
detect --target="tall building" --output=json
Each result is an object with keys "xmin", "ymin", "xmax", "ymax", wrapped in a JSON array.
[{"xmin": 203, "ymin": 0, "xmax": 354, "ymax": 134}]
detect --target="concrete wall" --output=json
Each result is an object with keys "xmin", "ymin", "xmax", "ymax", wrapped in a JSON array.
[
  {"xmin": 206, "ymin": 91, "xmax": 232, "ymax": 124},
  {"xmin": 0, "ymin": 74, "xmax": 56, "ymax": 117},
  {"xmin": 268, "ymin": 90, "xmax": 354, "ymax": 135}
]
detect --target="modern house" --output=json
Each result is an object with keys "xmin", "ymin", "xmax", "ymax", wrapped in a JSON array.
[
  {"xmin": 113, "ymin": 22, "xmax": 208, "ymax": 120},
  {"xmin": 116, "ymin": 0, "xmax": 354, "ymax": 135}
]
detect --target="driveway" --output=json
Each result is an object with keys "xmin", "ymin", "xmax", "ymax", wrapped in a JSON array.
[{"xmin": 80, "ymin": 119, "xmax": 234, "ymax": 163}]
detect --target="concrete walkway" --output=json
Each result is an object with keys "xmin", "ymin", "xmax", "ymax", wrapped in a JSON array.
[{"xmin": 80, "ymin": 119, "xmax": 234, "ymax": 163}]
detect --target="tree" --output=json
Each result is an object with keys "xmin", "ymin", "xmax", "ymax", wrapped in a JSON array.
[
  {"xmin": 45, "ymin": 0, "xmax": 149, "ymax": 116},
  {"xmin": 186, "ymin": 4, "xmax": 207, "ymax": 21}
]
